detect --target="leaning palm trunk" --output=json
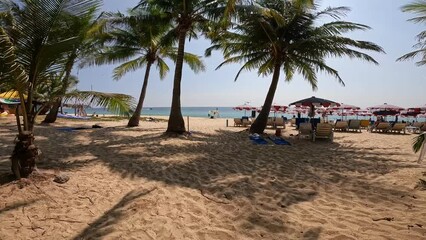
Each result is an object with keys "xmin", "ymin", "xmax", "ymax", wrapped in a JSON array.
[
  {"xmin": 166, "ymin": 29, "xmax": 187, "ymax": 134},
  {"xmin": 43, "ymin": 99, "xmax": 62, "ymax": 123},
  {"xmin": 43, "ymin": 53, "xmax": 77, "ymax": 124},
  {"xmin": 250, "ymin": 63, "xmax": 281, "ymax": 134},
  {"xmin": 128, "ymin": 62, "xmax": 152, "ymax": 127}
]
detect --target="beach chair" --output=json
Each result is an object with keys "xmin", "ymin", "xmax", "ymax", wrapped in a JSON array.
[
  {"xmin": 412, "ymin": 122, "xmax": 424, "ymax": 133},
  {"xmin": 266, "ymin": 117, "xmax": 275, "ymax": 128},
  {"xmin": 313, "ymin": 123, "xmax": 334, "ymax": 142},
  {"xmin": 348, "ymin": 120, "xmax": 361, "ymax": 132},
  {"xmin": 371, "ymin": 122, "xmax": 391, "ymax": 133},
  {"xmin": 334, "ymin": 121, "xmax": 348, "ymax": 131},
  {"xmin": 298, "ymin": 122, "xmax": 313, "ymax": 140},
  {"xmin": 234, "ymin": 118, "xmax": 242, "ymax": 127},
  {"xmin": 274, "ymin": 117, "xmax": 286, "ymax": 129},
  {"xmin": 389, "ymin": 123, "xmax": 407, "ymax": 134},
  {"xmin": 242, "ymin": 118, "xmax": 252, "ymax": 127},
  {"xmin": 360, "ymin": 120, "xmax": 370, "ymax": 129},
  {"xmin": 290, "ymin": 118, "xmax": 296, "ymax": 127}
]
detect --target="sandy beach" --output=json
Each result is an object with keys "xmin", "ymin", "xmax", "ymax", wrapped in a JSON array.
[{"xmin": 0, "ymin": 116, "xmax": 425, "ymax": 239}]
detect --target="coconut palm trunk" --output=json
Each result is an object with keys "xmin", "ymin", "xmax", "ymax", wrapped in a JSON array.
[
  {"xmin": 128, "ymin": 62, "xmax": 152, "ymax": 127},
  {"xmin": 43, "ymin": 52, "xmax": 77, "ymax": 124},
  {"xmin": 166, "ymin": 29, "xmax": 187, "ymax": 134},
  {"xmin": 250, "ymin": 62, "xmax": 281, "ymax": 134},
  {"xmin": 43, "ymin": 99, "xmax": 62, "ymax": 123},
  {"xmin": 11, "ymin": 104, "xmax": 40, "ymax": 179}
]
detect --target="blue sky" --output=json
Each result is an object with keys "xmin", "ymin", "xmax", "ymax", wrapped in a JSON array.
[{"xmin": 75, "ymin": 0, "xmax": 425, "ymax": 109}]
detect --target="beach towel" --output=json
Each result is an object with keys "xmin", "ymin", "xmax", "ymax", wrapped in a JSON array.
[
  {"xmin": 268, "ymin": 136, "xmax": 291, "ymax": 145},
  {"xmin": 249, "ymin": 134, "xmax": 268, "ymax": 145}
]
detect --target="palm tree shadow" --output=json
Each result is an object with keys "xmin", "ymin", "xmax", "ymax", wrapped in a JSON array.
[
  {"xmin": 0, "ymin": 199, "xmax": 40, "ymax": 215},
  {"xmin": 72, "ymin": 187, "xmax": 157, "ymax": 240}
]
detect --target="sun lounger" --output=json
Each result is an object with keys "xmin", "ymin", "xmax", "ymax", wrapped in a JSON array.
[
  {"xmin": 334, "ymin": 121, "xmax": 348, "ymax": 131},
  {"xmin": 266, "ymin": 117, "xmax": 275, "ymax": 128},
  {"xmin": 290, "ymin": 118, "xmax": 296, "ymax": 127},
  {"xmin": 242, "ymin": 118, "xmax": 252, "ymax": 127},
  {"xmin": 274, "ymin": 117, "xmax": 286, "ymax": 129},
  {"xmin": 348, "ymin": 120, "xmax": 361, "ymax": 132},
  {"xmin": 360, "ymin": 120, "xmax": 370, "ymax": 129},
  {"xmin": 371, "ymin": 122, "xmax": 391, "ymax": 133},
  {"xmin": 234, "ymin": 118, "xmax": 243, "ymax": 127},
  {"xmin": 313, "ymin": 123, "xmax": 334, "ymax": 142},
  {"xmin": 298, "ymin": 122, "xmax": 313, "ymax": 140},
  {"xmin": 389, "ymin": 123, "xmax": 407, "ymax": 134}
]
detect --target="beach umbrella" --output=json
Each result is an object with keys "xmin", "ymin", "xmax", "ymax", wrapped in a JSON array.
[
  {"xmin": 233, "ymin": 103, "xmax": 256, "ymax": 116},
  {"xmin": 408, "ymin": 104, "xmax": 426, "ymax": 113},
  {"xmin": 367, "ymin": 103, "xmax": 405, "ymax": 118},
  {"xmin": 271, "ymin": 104, "xmax": 288, "ymax": 113},
  {"xmin": 0, "ymin": 90, "xmax": 27, "ymax": 100},
  {"xmin": 289, "ymin": 96, "xmax": 340, "ymax": 118},
  {"xmin": 330, "ymin": 103, "xmax": 360, "ymax": 120}
]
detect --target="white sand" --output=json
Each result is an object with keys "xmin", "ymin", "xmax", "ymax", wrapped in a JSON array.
[{"xmin": 0, "ymin": 116, "xmax": 425, "ymax": 239}]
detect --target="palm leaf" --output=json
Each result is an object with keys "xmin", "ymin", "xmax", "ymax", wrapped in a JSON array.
[
  {"xmin": 63, "ymin": 90, "xmax": 135, "ymax": 116},
  {"xmin": 413, "ymin": 133, "xmax": 425, "ymax": 153}
]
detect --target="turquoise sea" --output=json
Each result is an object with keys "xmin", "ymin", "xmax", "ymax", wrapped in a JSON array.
[{"xmin": 62, "ymin": 107, "xmax": 426, "ymax": 122}]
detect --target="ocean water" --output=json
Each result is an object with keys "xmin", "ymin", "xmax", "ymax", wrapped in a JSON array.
[{"xmin": 61, "ymin": 107, "xmax": 426, "ymax": 122}]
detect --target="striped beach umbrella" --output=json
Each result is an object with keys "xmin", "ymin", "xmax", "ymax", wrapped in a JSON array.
[{"xmin": 233, "ymin": 103, "xmax": 256, "ymax": 116}]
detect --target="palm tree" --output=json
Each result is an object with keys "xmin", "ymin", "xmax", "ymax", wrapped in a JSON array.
[
  {"xmin": 84, "ymin": 10, "xmax": 204, "ymax": 127},
  {"xmin": 398, "ymin": 1, "xmax": 426, "ymax": 157},
  {"xmin": 36, "ymin": 74, "xmax": 134, "ymax": 118},
  {"xmin": 135, "ymin": 0, "xmax": 225, "ymax": 134},
  {"xmin": 398, "ymin": 1, "xmax": 426, "ymax": 65},
  {"xmin": 208, "ymin": 0, "xmax": 384, "ymax": 134},
  {"xmin": 42, "ymin": 6, "xmax": 103, "ymax": 123},
  {"xmin": 0, "ymin": 0, "xmax": 102, "ymax": 178}
]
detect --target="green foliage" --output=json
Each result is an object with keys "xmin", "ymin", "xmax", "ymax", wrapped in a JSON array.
[
  {"xmin": 0, "ymin": 0, "xmax": 102, "ymax": 131},
  {"xmin": 398, "ymin": 1, "xmax": 426, "ymax": 65},
  {"xmin": 209, "ymin": 0, "xmax": 384, "ymax": 90},
  {"xmin": 83, "ymin": 9, "xmax": 205, "ymax": 80},
  {"xmin": 63, "ymin": 90, "xmax": 135, "ymax": 117},
  {"xmin": 413, "ymin": 133, "xmax": 425, "ymax": 153}
]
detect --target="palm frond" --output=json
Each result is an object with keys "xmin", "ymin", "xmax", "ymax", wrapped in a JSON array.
[
  {"xmin": 63, "ymin": 90, "xmax": 135, "ymax": 116},
  {"xmin": 413, "ymin": 133, "xmax": 426, "ymax": 153}
]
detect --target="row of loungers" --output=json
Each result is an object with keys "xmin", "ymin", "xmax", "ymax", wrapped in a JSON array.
[
  {"xmin": 333, "ymin": 120, "xmax": 366, "ymax": 132},
  {"xmin": 333, "ymin": 120, "xmax": 426, "ymax": 134},
  {"xmin": 234, "ymin": 117, "xmax": 286, "ymax": 129},
  {"xmin": 299, "ymin": 123, "xmax": 333, "ymax": 142},
  {"xmin": 370, "ymin": 122, "xmax": 407, "ymax": 134}
]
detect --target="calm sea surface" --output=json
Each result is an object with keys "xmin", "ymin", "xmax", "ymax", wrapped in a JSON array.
[{"xmin": 62, "ymin": 107, "xmax": 426, "ymax": 122}]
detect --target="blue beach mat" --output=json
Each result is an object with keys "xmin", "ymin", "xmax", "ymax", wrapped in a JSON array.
[
  {"xmin": 249, "ymin": 134, "xmax": 268, "ymax": 145},
  {"xmin": 268, "ymin": 136, "xmax": 291, "ymax": 145}
]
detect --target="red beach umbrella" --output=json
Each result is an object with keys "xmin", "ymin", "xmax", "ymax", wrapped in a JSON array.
[
  {"xmin": 367, "ymin": 103, "xmax": 405, "ymax": 116},
  {"xmin": 233, "ymin": 103, "xmax": 256, "ymax": 116},
  {"xmin": 330, "ymin": 103, "xmax": 360, "ymax": 120},
  {"xmin": 367, "ymin": 103, "xmax": 405, "ymax": 111},
  {"xmin": 271, "ymin": 104, "xmax": 288, "ymax": 113},
  {"xmin": 330, "ymin": 103, "xmax": 360, "ymax": 111},
  {"xmin": 408, "ymin": 104, "xmax": 426, "ymax": 113}
]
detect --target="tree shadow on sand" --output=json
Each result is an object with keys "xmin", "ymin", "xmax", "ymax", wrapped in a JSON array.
[
  {"xmin": 72, "ymin": 188, "xmax": 157, "ymax": 240},
  {"xmin": 0, "ymin": 124, "xmax": 422, "ymax": 238}
]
